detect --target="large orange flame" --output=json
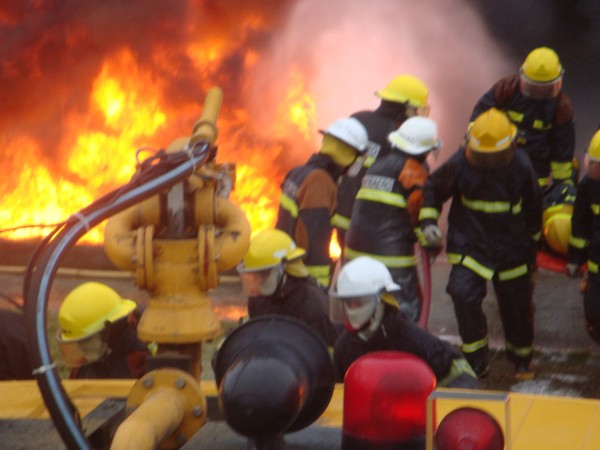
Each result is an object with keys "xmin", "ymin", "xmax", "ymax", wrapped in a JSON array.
[{"xmin": 0, "ymin": 45, "xmax": 317, "ymax": 244}]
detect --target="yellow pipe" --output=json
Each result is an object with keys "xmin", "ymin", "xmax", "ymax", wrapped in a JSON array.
[
  {"xmin": 110, "ymin": 388, "xmax": 186, "ymax": 450},
  {"xmin": 191, "ymin": 87, "xmax": 223, "ymax": 146},
  {"xmin": 195, "ymin": 189, "xmax": 250, "ymax": 272},
  {"xmin": 104, "ymin": 197, "xmax": 160, "ymax": 272}
]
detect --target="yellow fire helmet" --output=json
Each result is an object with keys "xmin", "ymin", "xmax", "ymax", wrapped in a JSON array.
[
  {"xmin": 543, "ymin": 206, "xmax": 573, "ymax": 256},
  {"xmin": 238, "ymin": 229, "xmax": 306, "ymax": 272},
  {"xmin": 376, "ymin": 74, "xmax": 429, "ymax": 108},
  {"xmin": 466, "ymin": 108, "xmax": 517, "ymax": 169},
  {"xmin": 57, "ymin": 282, "xmax": 136, "ymax": 343},
  {"xmin": 585, "ymin": 130, "xmax": 600, "ymax": 180},
  {"xmin": 520, "ymin": 47, "xmax": 563, "ymax": 99},
  {"xmin": 587, "ymin": 130, "xmax": 600, "ymax": 162},
  {"xmin": 237, "ymin": 230, "xmax": 308, "ymax": 296}
]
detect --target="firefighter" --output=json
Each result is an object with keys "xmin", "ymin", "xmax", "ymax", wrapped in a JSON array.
[
  {"xmin": 344, "ymin": 116, "xmax": 442, "ymax": 322},
  {"xmin": 470, "ymin": 46, "xmax": 575, "ymax": 190},
  {"xmin": 333, "ymin": 74, "xmax": 431, "ymax": 250},
  {"xmin": 330, "ymin": 256, "xmax": 477, "ymax": 388},
  {"xmin": 566, "ymin": 129, "xmax": 600, "ymax": 345},
  {"xmin": 275, "ymin": 117, "xmax": 368, "ymax": 287},
  {"xmin": 0, "ymin": 308, "xmax": 33, "ymax": 380},
  {"xmin": 56, "ymin": 282, "xmax": 150, "ymax": 379},
  {"xmin": 237, "ymin": 229, "xmax": 339, "ymax": 346},
  {"xmin": 419, "ymin": 108, "xmax": 542, "ymax": 380}
]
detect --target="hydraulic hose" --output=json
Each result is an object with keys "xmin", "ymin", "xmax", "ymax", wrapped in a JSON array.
[
  {"xmin": 418, "ymin": 246, "xmax": 432, "ymax": 330},
  {"xmin": 24, "ymin": 143, "xmax": 211, "ymax": 450}
]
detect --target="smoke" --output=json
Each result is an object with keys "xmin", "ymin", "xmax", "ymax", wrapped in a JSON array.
[
  {"xmin": 256, "ymin": 0, "xmax": 515, "ymax": 165},
  {"xmin": 472, "ymin": 0, "xmax": 600, "ymax": 156}
]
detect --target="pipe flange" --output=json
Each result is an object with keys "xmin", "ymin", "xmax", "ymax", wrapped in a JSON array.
[{"xmin": 126, "ymin": 368, "xmax": 207, "ymax": 449}]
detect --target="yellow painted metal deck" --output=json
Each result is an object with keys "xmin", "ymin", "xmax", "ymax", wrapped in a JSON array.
[{"xmin": 1, "ymin": 381, "xmax": 599, "ymax": 449}]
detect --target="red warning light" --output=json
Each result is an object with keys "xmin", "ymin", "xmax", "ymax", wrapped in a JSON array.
[
  {"xmin": 342, "ymin": 351, "xmax": 436, "ymax": 449},
  {"xmin": 435, "ymin": 406, "xmax": 504, "ymax": 450}
]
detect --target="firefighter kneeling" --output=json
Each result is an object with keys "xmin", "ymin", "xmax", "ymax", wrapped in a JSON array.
[{"xmin": 56, "ymin": 282, "xmax": 150, "ymax": 379}]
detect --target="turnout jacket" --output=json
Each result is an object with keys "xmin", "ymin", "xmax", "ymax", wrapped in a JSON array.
[
  {"xmin": 70, "ymin": 323, "xmax": 149, "ymax": 379},
  {"xmin": 420, "ymin": 148, "xmax": 542, "ymax": 280},
  {"xmin": 345, "ymin": 151, "xmax": 427, "ymax": 266},
  {"xmin": 333, "ymin": 306, "xmax": 476, "ymax": 388},
  {"xmin": 0, "ymin": 309, "xmax": 33, "ymax": 380},
  {"xmin": 333, "ymin": 103, "xmax": 404, "ymax": 233},
  {"xmin": 568, "ymin": 175, "xmax": 600, "ymax": 274},
  {"xmin": 276, "ymin": 153, "xmax": 341, "ymax": 286},
  {"xmin": 470, "ymin": 74, "xmax": 575, "ymax": 187},
  {"xmin": 248, "ymin": 275, "xmax": 339, "ymax": 347}
]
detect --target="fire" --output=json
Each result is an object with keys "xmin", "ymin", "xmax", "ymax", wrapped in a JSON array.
[
  {"xmin": 0, "ymin": 37, "xmax": 317, "ymax": 245},
  {"xmin": 329, "ymin": 228, "xmax": 342, "ymax": 260},
  {"xmin": 280, "ymin": 70, "xmax": 317, "ymax": 139}
]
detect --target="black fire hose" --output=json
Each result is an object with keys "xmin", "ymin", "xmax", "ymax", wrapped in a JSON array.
[{"xmin": 24, "ymin": 143, "xmax": 210, "ymax": 449}]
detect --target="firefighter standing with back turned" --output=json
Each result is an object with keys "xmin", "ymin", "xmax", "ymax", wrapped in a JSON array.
[
  {"xmin": 567, "ymin": 129, "xmax": 600, "ymax": 346},
  {"xmin": 275, "ymin": 117, "xmax": 368, "ymax": 288},
  {"xmin": 420, "ymin": 108, "xmax": 542, "ymax": 380},
  {"xmin": 330, "ymin": 256, "xmax": 477, "ymax": 388},
  {"xmin": 344, "ymin": 116, "xmax": 441, "ymax": 322},
  {"xmin": 333, "ymin": 74, "xmax": 431, "ymax": 251}
]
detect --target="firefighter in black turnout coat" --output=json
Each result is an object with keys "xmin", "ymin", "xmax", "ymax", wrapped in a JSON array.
[
  {"xmin": 275, "ymin": 118, "xmax": 368, "ymax": 288},
  {"xmin": 567, "ymin": 130, "xmax": 600, "ymax": 345},
  {"xmin": 0, "ymin": 308, "xmax": 33, "ymax": 380},
  {"xmin": 56, "ymin": 282, "xmax": 150, "ymax": 379},
  {"xmin": 333, "ymin": 74, "xmax": 431, "ymax": 250},
  {"xmin": 344, "ymin": 116, "xmax": 441, "ymax": 322},
  {"xmin": 470, "ymin": 47, "xmax": 575, "ymax": 190},
  {"xmin": 237, "ymin": 229, "xmax": 339, "ymax": 347},
  {"xmin": 419, "ymin": 108, "xmax": 542, "ymax": 380},
  {"xmin": 330, "ymin": 256, "xmax": 477, "ymax": 388}
]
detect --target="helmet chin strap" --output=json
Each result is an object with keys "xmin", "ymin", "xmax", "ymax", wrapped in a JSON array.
[
  {"xmin": 270, "ymin": 271, "xmax": 287, "ymax": 299},
  {"xmin": 358, "ymin": 302, "xmax": 385, "ymax": 342}
]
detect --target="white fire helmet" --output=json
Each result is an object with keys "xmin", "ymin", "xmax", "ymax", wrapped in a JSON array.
[
  {"xmin": 321, "ymin": 117, "xmax": 369, "ymax": 153},
  {"xmin": 388, "ymin": 116, "xmax": 442, "ymax": 155},
  {"xmin": 330, "ymin": 256, "xmax": 400, "ymax": 332}
]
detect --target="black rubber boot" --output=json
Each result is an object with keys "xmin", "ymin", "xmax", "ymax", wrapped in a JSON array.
[{"xmin": 463, "ymin": 346, "xmax": 490, "ymax": 379}]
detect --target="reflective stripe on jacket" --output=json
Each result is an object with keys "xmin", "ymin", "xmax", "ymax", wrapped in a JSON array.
[
  {"xmin": 420, "ymin": 148, "xmax": 542, "ymax": 273},
  {"xmin": 568, "ymin": 175, "xmax": 600, "ymax": 272},
  {"xmin": 346, "ymin": 152, "xmax": 426, "ymax": 262},
  {"xmin": 275, "ymin": 153, "xmax": 340, "ymax": 286}
]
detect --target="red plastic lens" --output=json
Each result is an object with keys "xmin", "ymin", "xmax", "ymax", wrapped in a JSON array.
[
  {"xmin": 435, "ymin": 407, "xmax": 504, "ymax": 450},
  {"xmin": 343, "ymin": 351, "xmax": 436, "ymax": 445}
]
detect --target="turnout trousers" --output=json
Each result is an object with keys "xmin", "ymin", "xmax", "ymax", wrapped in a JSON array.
[{"xmin": 446, "ymin": 264, "xmax": 535, "ymax": 367}]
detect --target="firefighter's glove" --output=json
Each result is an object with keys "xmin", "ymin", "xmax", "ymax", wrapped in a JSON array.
[
  {"xmin": 423, "ymin": 225, "xmax": 443, "ymax": 248},
  {"xmin": 565, "ymin": 263, "xmax": 581, "ymax": 278}
]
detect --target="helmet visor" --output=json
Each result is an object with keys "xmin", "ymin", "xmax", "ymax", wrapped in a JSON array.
[
  {"xmin": 406, "ymin": 104, "xmax": 431, "ymax": 118},
  {"xmin": 238, "ymin": 265, "xmax": 283, "ymax": 297},
  {"xmin": 585, "ymin": 156, "xmax": 600, "ymax": 181},
  {"xmin": 519, "ymin": 72, "xmax": 562, "ymax": 100},
  {"xmin": 340, "ymin": 295, "xmax": 379, "ymax": 331},
  {"xmin": 466, "ymin": 145, "xmax": 515, "ymax": 169},
  {"xmin": 57, "ymin": 331, "xmax": 107, "ymax": 367}
]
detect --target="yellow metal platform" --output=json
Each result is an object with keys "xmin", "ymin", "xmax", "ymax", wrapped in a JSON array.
[{"xmin": 1, "ymin": 381, "xmax": 599, "ymax": 449}]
